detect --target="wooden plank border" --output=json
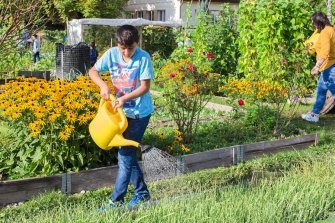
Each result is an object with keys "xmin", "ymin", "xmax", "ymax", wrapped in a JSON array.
[
  {"xmin": 183, "ymin": 133, "xmax": 318, "ymax": 172},
  {"xmin": 0, "ymin": 174, "xmax": 62, "ymax": 206},
  {"xmin": 0, "ymin": 133, "xmax": 318, "ymax": 206}
]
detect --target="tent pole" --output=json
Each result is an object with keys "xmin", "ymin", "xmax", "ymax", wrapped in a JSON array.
[{"xmin": 139, "ymin": 26, "xmax": 143, "ymax": 48}]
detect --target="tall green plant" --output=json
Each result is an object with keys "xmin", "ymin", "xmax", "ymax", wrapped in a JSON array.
[
  {"xmin": 142, "ymin": 26, "xmax": 177, "ymax": 58},
  {"xmin": 237, "ymin": 0, "xmax": 315, "ymax": 135},
  {"xmin": 207, "ymin": 4, "xmax": 239, "ymax": 80},
  {"xmin": 238, "ymin": 0, "xmax": 313, "ymax": 84}
]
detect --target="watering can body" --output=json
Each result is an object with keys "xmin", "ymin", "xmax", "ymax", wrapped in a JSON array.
[{"xmin": 89, "ymin": 95, "xmax": 140, "ymax": 150}]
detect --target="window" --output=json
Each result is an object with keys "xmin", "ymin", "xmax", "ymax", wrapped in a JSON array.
[
  {"xmin": 136, "ymin": 11, "xmax": 144, "ymax": 18},
  {"xmin": 209, "ymin": 10, "xmax": 219, "ymax": 24},
  {"xmin": 157, "ymin": 10, "xmax": 165, "ymax": 21},
  {"xmin": 146, "ymin": 11, "xmax": 154, "ymax": 21}
]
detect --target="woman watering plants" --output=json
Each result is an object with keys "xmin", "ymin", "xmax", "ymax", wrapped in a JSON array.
[
  {"xmin": 89, "ymin": 25, "xmax": 154, "ymax": 210},
  {"xmin": 302, "ymin": 12, "xmax": 335, "ymax": 123}
]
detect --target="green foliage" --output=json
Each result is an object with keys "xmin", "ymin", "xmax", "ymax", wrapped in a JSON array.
[
  {"xmin": 201, "ymin": 4, "xmax": 239, "ymax": 80},
  {"xmin": 83, "ymin": 25, "xmax": 116, "ymax": 54},
  {"xmin": 236, "ymin": 0, "xmax": 317, "ymax": 135},
  {"xmin": 52, "ymin": 0, "xmax": 127, "ymax": 22},
  {"xmin": 238, "ymin": 0, "xmax": 314, "ymax": 88},
  {"xmin": 0, "ymin": 30, "xmax": 65, "ymax": 78},
  {"xmin": 156, "ymin": 51, "xmax": 220, "ymax": 142},
  {"xmin": 242, "ymin": 105, "xmax": 277, "ymax": 133},
  {"xmin": 142, "ymin": 26, "xmax": 177, "ymax": 58}
]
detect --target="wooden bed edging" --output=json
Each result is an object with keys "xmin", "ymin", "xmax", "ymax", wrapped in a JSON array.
[
  {"xmin": 181, "ymin": 133, "xmax": 318, "ymax": 172},
  {"xmin": 0, "ymin": 133, "xmax": 318, "ymax": 206}
]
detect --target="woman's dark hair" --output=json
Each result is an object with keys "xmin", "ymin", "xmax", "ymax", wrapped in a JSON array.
[
  {"xmin": 312, "ymin": 12, "xmax": 332, "ymax": 32},
  {"xmin": 115, "ymin": 25, "xmax": 139, "ymax": 46}
]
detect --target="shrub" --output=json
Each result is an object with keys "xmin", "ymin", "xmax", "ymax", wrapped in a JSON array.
[{"xmin": 156, "ymin": 47, "xmax": 220, "ymax": 143}]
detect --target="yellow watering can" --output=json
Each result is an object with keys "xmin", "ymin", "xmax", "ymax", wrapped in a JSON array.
[{"xmin": 89, "ymin": 95, "xmax": 151, "ymax": 153}]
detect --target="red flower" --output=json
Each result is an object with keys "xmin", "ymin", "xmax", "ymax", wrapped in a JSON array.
[
  {"xmin": 237, "ymin": 99, "xmax": 245, "ymax": 106},
  {"xmin": 186, "ymin": 48, "xmax": 193, "ymax": 53},
  {"xmin": 188, "ymin": 64, "xmax": 196, "ymax": 71},
  {"xmin": 280, "ymin": 59, "xmax": 288, "ymax": 65},
  {"xmin": 169, "ymin": 73, "xmax": 176, "ymax": 78},
  {"xmin": 206, "ymin": 52, "xmax": 214, "ymax": 59}
]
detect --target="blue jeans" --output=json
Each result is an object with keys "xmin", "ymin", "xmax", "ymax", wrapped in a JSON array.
[
  {"xmin": 111, "ymin": 115, "xmax": 151, "ymax": 202},
  {"xmin": 312, "ymin": 64, "xmax": 335, "ymax": 114},
  {"xmin": 33, "ymin": 52, "xmax": 40, "ymax": 63}
]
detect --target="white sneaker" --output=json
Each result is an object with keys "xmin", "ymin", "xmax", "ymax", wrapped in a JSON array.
[{"xmin": 301, "ymin": 112, "xmax": 319, "ymax": 122}]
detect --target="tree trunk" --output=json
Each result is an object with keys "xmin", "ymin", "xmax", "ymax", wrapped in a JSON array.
[{"xmin": 328, "ymin": 0, "xmax": 333, "ymax": 22}]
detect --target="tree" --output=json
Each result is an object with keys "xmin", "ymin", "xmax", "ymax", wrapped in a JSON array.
[
  {"xmin": 52, "ymin": 0, "xmax": 128, "ymax": 22},
  {"xmin": 0, "ymin": 0, "xmax": 47, "ymax": 53},
  {"xmin": 328, "ymin": 0, "xmax": 333, "ymax": 21}
]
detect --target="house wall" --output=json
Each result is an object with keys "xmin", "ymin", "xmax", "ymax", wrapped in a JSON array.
[
  {"xmin": 126, "ymin": 0, "xmax": 180, "ymax": 22},
  {"xmin": 125, "ymin": 0, "xmax": 239, "ymax": 25},
  {"xmin": 180, "ymin": 2, "xmax": 239, "ymax": 26}
]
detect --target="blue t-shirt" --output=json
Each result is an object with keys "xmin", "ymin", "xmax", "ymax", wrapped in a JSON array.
[{"xmin": 95, "ymin": 47, "xmax": 154, "ymax": 118}]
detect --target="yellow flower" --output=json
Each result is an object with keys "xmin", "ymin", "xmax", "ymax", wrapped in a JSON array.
[
  {"xmin": 158, "ymin": 132, "xmax": 165, "ymax": 140},
  {"xmin": 174, "ymin": 129, "xmax": 182, "ymax": 137},
  {"xmin": 66, "ymin": 112, "xmax": 77, "ymax": 123},
  {"xmin": 181, "ymin": 144, "xmax": 190, "ymax": 153},
  {"xmin": 48, "ymin": 112, "xmax": 60, "ymax": 123},
  {"xmin": 29, "ymin": 121, "xmax": 43, "ymax": 137},
  {"xmin": 58, "ymin": 125, "xmax": 74, "ymax": 141},
  {"xmin": 175, "ymin": 136, "xmax": 183, "ymax": 142}
]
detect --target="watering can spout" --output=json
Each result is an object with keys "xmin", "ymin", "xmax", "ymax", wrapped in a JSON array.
[
  {"xmin": 138, "ymin": 144, "xmax": 153, "ymax": 153},
  {"xmin": 107, "ymin": 134, "xmax": 140, "ymax": 149}
]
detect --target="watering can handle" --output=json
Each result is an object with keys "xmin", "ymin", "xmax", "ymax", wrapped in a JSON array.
[{"xmin": 108, "ymin": 94, "xmax": 127, "ymax": 130}]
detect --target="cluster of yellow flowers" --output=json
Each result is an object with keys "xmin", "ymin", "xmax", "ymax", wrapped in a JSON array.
[
  {"xmin": 157, "ymin": 129, "xmax": 190, "ymax": 153},
  {"xmin": 222, "ymin": 79, "xmax": 288, "ymax": 102},
  {"xmin": 0, "ymin": 76, "xmax": 114, "ymax": 141}
]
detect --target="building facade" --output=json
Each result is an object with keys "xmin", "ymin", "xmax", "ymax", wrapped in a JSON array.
[{"xmin": 125, "ymin": 0, "xmax": 239, "ymax": 26}]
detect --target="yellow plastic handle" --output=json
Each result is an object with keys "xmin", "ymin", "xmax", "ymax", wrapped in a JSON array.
[{"xmin": 108, "ymin": 94, "xmax": 127, "ymax": 131}]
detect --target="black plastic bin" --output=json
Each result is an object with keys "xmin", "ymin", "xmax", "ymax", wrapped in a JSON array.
[{"xmin": 56, "ymin": 42, "xmax": 90, "ymax": 79}]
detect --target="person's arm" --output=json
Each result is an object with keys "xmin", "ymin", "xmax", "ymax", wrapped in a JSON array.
[
  {"xmin": 311, "ymin": 58, "xmax": 326, "ymax": 75},
  {"xmin": 312, "ymin": 28, "xmax": 331, "ymax": 75},
  {"xmin": 112, "ymin": 79, "xmax": 150, "ymax": 110},
  {"xmin": 89, "ymin": 66, "xmax": 111, "ymax": 100}
]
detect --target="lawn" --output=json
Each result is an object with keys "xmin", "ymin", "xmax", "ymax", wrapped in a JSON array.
[{"xmin": 1, "ymin": 133, "xmax": 335, "ymax": 222}]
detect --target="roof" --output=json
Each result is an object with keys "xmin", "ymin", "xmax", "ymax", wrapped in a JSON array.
[
  {"xmin": 68, "ymin": 18, "xmax": 183, "ymax": 27},
  {"xmin": 183, "ymin": 0, "xmax": 239, "ymax": 2}
]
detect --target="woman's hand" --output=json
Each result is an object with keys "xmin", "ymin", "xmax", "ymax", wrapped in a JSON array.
[{"xmin": 311, "ymin": 66, "xmax": 319, "ymax": 75}]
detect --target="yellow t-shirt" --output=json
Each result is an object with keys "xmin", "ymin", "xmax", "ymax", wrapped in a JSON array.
[{"xmin": 315, "ymin": 25, "xmax": 335, "ymax": 71}]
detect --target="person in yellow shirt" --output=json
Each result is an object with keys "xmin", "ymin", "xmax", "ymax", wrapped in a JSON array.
[{"xmin": 302, "ymin": 12, "xmax": 335, "ymax": 122}]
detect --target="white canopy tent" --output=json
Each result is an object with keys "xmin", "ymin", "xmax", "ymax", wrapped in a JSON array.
[{"xmin": 67, "ymin": 18, "xmax": 183, "ymax": 45}]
